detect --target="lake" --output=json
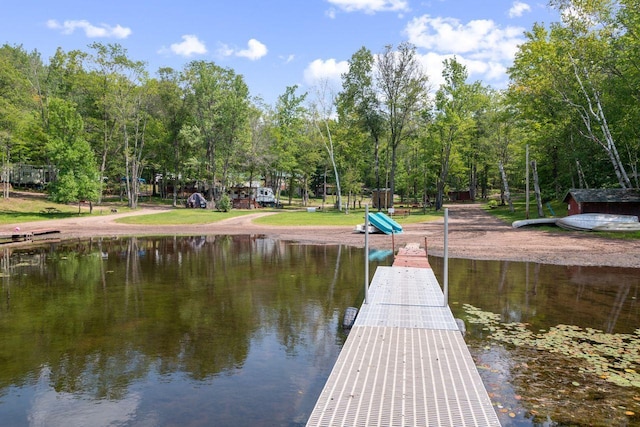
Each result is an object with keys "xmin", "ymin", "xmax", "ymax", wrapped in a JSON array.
[{"xmin": 0, "ymin": 236, "xmax": 638, "ymax": 426}]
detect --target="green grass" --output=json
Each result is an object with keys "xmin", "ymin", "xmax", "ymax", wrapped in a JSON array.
[
  {"xmin": 1, "ymin": 191, "xmax": 444, "ymax": 227},
  {"xmin": 0, "ymin": 194, "xmax": 102, "ymax": 224},
  {"xmin": 484, "ymin": 199, "xmax": 567, "ymax": 225},
  {"xmin": 115, "ymin": 209, "xmax": 257, "ymax": 225},
  {"xmin": 253, "ymin": 208, "xmax": 441, "ymax": 226}
]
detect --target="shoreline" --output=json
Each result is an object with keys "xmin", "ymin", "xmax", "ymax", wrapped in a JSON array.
[{"xmin": 3, "ymin": 204, "xmax": 640, "ymax": 269}]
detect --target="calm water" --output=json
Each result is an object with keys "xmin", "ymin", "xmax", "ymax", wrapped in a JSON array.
[{"xmin": 0, "ymin": 236, "xmax": 638, "ymax": 426}]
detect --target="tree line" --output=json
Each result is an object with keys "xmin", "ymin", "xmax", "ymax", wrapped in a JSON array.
[{"xmin": 1, "ymin": 0, "xmax": 638, "ymax": 211}]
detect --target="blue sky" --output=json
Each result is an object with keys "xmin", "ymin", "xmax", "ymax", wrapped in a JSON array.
[{"xmin": 3, "ymin": 0, "xmax": 560, "ymax": 105}]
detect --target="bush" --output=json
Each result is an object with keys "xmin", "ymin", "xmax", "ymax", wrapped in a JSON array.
[{"xmin": 217, "ymin": 194, "xmax": 231, "ymax": 212}]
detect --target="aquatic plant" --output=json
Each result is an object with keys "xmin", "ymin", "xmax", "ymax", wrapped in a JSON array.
[{"xmin": 463, "ymin": 304, "xmax": 640, "ymax": 388}]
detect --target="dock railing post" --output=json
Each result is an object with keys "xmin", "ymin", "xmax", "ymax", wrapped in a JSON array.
[
  {"xmin": 443, "ymin": 208, "xmax": 449, "ymax": 307},
  {"xmin": 364, "ymin": 204, "xmax": 370, "ymax": 304}
]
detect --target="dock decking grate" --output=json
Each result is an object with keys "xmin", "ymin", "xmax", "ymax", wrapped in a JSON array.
[
  {"xmin": 306, "ymin": 266, "xmax": 501, "ymax": 426},
  {"xmin": 356, "ymin": 267, "xmax": 459, "ymax": 330}
]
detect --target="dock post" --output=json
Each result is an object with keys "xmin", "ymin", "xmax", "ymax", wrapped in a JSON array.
[
  {"xmin": 443, "ymin": 208, "xmax": 449, "ymax": 307},
  {"xmin": 364, "ymin": 204, "xmax": 370, "ymax": 304}
]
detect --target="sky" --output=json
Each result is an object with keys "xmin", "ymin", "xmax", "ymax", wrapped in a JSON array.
[{"xmin": 2, "ymin": 0, "xmax": 560, "ymax": 105}]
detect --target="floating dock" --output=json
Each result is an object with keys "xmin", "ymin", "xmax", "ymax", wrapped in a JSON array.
[
  {"xmin": 306, "ymin": 244, "xmax": 500, "ymax": 426},
  {"xmin": 0, "ymin": 229, "xmax": 60, "ymax": 245}
]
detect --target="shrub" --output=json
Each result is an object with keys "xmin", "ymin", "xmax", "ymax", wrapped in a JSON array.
[{"xmin": 217, "ymin": 194, "xmax": 231, "ymax": 212}]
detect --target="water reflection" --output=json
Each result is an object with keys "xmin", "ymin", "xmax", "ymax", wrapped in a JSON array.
[
  {"xmin": 0, "ymin": 236, "xmax": 374, "ymax": 427},
  {"xmin": 0, "ymin": 238, "xmax": 638, "ymax": 426},
  {"xmin": 429, "ymin": 257, "xmax": 639, "ymax": 334},
  {"xmin": 429, "ymin": 257, "xmax": 640, "ymax": 426}
]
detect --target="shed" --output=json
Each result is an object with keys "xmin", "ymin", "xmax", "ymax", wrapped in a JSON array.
[
  {"xmin": 371, "ymin": 188, "xmax": 393, "ymax": 209},
  {"xmin": 563, "ymin": 189, "xmax": 640, "ymax": 216},
  {"xmin": 448, "ymin": 190, "xmax": 473, "ymax": 202}
]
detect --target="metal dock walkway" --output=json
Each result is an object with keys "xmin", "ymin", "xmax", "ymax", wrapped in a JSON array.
[{"xmin": 306, "ymin": 245, "xmax": 500, "ymax": 426}]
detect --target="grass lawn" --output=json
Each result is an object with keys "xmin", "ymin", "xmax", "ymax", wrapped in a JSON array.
[
  {"xmin": 253, "ymin": 208, "xmax": 441, "ymax": 226},
  {"xmin": 115, "ymin": 209, "xmax": 257, "ymax": 225},
  {"xmin": 116, "ymin": 207, "xmax": 442, "ymax": 227},
  {"xmin": 483, "ymin": 198, "xmax": 566, "ymax": 225},
  {"xmin": 0, "ymin": 191, "xmax": 441, "ymax": 228},
  {"xmin": 0, "ymin": 194, "xmax": 103, "ymax": 224}
]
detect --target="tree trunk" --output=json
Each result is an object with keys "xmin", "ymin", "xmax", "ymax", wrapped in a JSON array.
[
  {"xmin": 576, "ymin": 159, "xmax": 588, "ymax": 189},
  {"xmin": 498, "ymin": 162, "xmax": 514, "ymax": 213},
  {"xmin": 531, "ymin": 160, "xmax": 544, "ymax": 217}
]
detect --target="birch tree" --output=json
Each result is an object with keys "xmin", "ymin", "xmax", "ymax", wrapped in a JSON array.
[
  {"xmin": 310, "ymin": 79, "xmax": 342, "ymax": 210},
  {"xmin": 511, "ymin": 0, "xmax": 632, "ymax": 188}
]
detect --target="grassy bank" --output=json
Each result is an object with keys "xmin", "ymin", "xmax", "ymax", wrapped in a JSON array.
[{"xmin": 1, "ymin": 191, "xmax": 441, "ymax": 227}]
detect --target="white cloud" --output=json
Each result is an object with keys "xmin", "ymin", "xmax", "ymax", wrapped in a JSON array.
[
  {"xmin": 218, "ymin": 39, "xmax": 268, "ymax": 61},
  {"xmin": 279, "ymin": 54, "xmax": 296, "ymax": 64},
  {"xmin": 415, "ymin": 51, "xmax": 451, "ymax": 90},
  {"xmin": 303, "ymin": 58, "xmax": 349, "ymax": 87},
  {"xmin": 217, "ymin": 43, "xmax": 234, "ymax": 57},
  {"xmin": 405, "ymin": 14, "xmax": 525, "ymax": 86},
  {"xmin": 46, "ymin": 19, "xmax": 131, "ymax": 39},
  {"xmin": 509, "ymin": 1, "xmax": 531, "ymax": 18},
  {"xmin": 236, "ymin": 39, "xmax": 268, "ymax": 60},
  {"xmin": 169, "ymin": 35, "xmax": 207, "ymax": 57},
  {"xmin": 327, "ymin": 0, "xmax": 409, "ymax": 14}
]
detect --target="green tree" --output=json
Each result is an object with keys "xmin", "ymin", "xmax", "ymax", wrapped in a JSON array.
[
  {"xmin": 430, "ymin": 57, "xmax": 480, "ymax": 209},
  {"xmin": 46, "ymin": 98, "xmax": 100, "ymax": 211},
  {"xmin": 510, "ymin": 1, "xmax": 633, "ymax": 190},
  {"xmin": 183, "ymin": 61, "xmax": 250, "ymax": 206},
  {"xmin": 272, "ymin": 85, "xmax": 308, "ymax": 206},
  {"xmin": 376, "ymin": 43, "xmax": 430, "ymax": 207},
  {"xmin": 0, "ymin": 45, "xmax": 39, "ymax": 197},
  {"xmin": 152, "ymin": 67, "xmax": 190, "ymax": 206},
  {"xmin": 338, "ymin": 47, "xmax": 386, "ymax": 209},
  {"xmin": 239, "ymin": 100, "xmax": 275, "ymax": 194}
]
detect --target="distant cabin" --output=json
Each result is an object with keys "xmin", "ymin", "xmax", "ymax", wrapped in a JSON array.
[
  {"xmin": 563, "ymin": 189, "xmax": 640, "ymax": 216},
  {"xmin": 448, "ymin": 190, "xmax": 473, "ymax": 202},
  {"xmin": 371, "ymin": 189, "xmax": 393, "ymax": 209}
]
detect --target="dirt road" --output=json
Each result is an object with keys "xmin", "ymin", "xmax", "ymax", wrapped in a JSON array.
[{"xmin": 5, "ymin": 204, "xmax": 640, "ymax": 268}]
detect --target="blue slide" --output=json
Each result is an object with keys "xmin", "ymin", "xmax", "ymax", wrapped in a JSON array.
[
  {"xmin": 375, "ymin": 212, "xmax": 403, "ymax": 233},
  {"xmin": 366, "ymin": 212, "xmax": 403, "ymax": 234},
  {"xmin": 367, "ymin": 213, "xmax": 394, "ymax": 234}
]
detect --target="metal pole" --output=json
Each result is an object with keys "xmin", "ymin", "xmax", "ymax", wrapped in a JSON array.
[
  {"xmin": 443, "ymin": 208, "xmax": 449, "ymax": 307},
  {"xmin": 391, "ymin": 232, "xmax": 395, "ymax": 259},
  {"xmin": 364, "ymin": 204, "xmax": 370, "ymax": 304}
]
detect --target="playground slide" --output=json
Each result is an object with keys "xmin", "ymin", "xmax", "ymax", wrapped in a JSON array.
[
  {"xmin": 367, "ymin": 213, "xmax": 394, "ymax": 234},
  {"xmin": 375, "ymin": 212, "xmax": 403, "ymax": 233}
]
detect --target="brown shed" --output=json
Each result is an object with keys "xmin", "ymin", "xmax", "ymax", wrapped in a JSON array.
[
  {"xmin": 371, "ymin": 188, "xmax": 393, "ymax": 209},
  {"xmin": 448, "ymin": 190, "xmax": 473, "ymax": 202},
  {"xmin": 563, "ymin": 189, "xmax": 640, "ymax": 216}
]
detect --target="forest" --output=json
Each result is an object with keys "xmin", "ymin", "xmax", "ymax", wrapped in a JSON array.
[{"xmin": 0, "ymin": 0, "xmax": 638, "ymax": 210}]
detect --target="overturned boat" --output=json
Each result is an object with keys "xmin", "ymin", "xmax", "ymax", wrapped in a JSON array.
[
  {"xmin": 555, "ymin": 213, "xmax": 639, "ymax": 231},
  {"xmin": 512, "ymin": 218, "xmax": 557, "ymax": 228}
]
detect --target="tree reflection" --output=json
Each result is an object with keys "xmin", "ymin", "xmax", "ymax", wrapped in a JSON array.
[{"xmin": 0, "ymin": 236, "xmax": 365, "ymax": 402}]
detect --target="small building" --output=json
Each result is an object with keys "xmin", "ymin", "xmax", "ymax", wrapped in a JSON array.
[
  {"xmin": 371, "ymin": 188, "xmax": 393, "ymax": 209},
  {"xmin": 563, "ymin": 188, "xmax": 640, "ymax": 216},
  {"xmin": 448, "ymin": 190, "xmax": 473, "ymax": 202}
]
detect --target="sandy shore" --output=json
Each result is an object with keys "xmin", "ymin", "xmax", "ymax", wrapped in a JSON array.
[{"xmin": 4, "ymin": 203, "xmax": 640, "ymax": 268}]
